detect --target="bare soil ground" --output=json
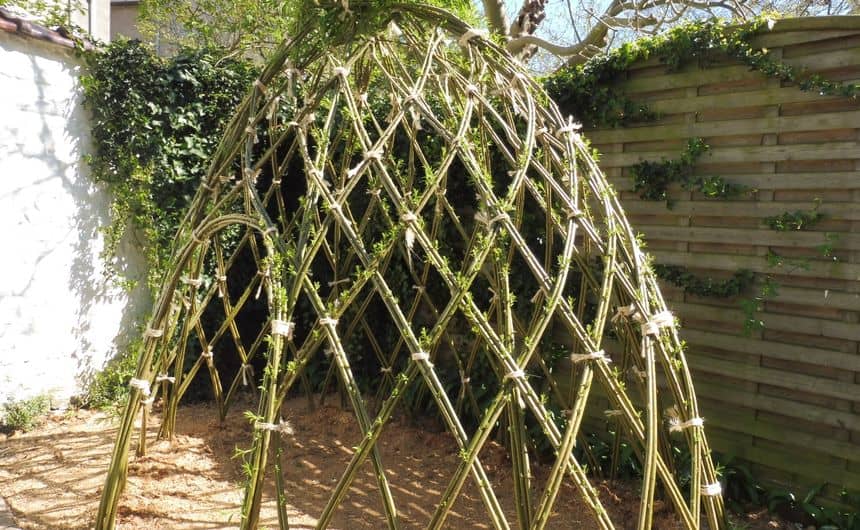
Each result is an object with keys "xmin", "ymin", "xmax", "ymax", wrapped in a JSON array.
[{"xmin": 0, "ymin": 396, "xmax": 789, "ymax": 529}]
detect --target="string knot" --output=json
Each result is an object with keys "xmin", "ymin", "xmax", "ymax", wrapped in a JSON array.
[
  {"xmin": 557, "ymin": 117, "xmax": 582, "ymax": 135},
  {"xmin": 201, "ymin": 348, "xmax": 214, "ymax": 366},
  {"xmin": 144, "ymin": 327, "xmax": 163, "ymax": 338},
  {"xmin": 504, "ymin": 369, "xmax": 525, "ymax": 380},
  {"xmin": 271, "ymin": 320, "xmax": 295, "ymax": 339},
  {"xmin": 366, "ymin": 149, "xmax": 384, "ymax": 161},
  {"xmin": 642, "ymin": 311, "xmax": 675, "ymax": 336},
  {"xmin": 458, "ymin": 28, "xmax": 487, "ymax": 48},
  {"xmin": 129, "ymin": 378, "xmax": 151, "ymax": 397},
  {"xmin": 569, "ymin": 350, "xmax": 610, "ymax": 364},
  {"xmin": 474, "ymin": 211, "xmax": 509, "ymax": 227},
  {"xmin": 181, "ymin": 277, "xmax": 203, "ymax": 288},
  {"xmin": 155, "ymin": 374, "xmax": 175, "ymax": 384},
  {"xmin": 411, "ymin": 351, "xmax": 431, "ymax": 364},
  {"xmin": 319, "ymin": 317, "xmax": 339, "ymax": 327},
  {"xmin": 670, "ymin": 417, "xmax": 704, "ymax": 432},
  {"xmin": 240, "ymin": 363, "xmax": 254, "ymax": 386},
  {"xmin": 254, "ymin": 419, "xmax": 294, "ymax": 436},
  {"xmin": 702, "ymin": 482, "xmax": 722, "ymax": 496},
  {"xmin": 611, "ymin": 303, "xmax": 641, "ymax": 324}
]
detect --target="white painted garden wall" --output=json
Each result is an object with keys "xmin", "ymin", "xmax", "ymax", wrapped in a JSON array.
[{"xmin": 0, "ymin": 29, "xmax": 147, "ymax": 409}]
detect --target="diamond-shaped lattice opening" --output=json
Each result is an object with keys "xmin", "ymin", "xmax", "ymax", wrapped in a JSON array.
[{"xmin": 97, "ymin": 7, "xmax": 726, "ymax": 530}]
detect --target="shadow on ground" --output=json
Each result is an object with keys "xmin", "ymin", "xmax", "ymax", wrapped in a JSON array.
[{"xmin": 0, "ymin": 396, "xmax": 682, "ymax": 529}]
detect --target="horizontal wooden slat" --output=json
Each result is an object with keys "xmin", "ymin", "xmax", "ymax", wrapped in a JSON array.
[
  {"xmin": 587, "ymin": 110, "xmax": 860, "ymax": 144},
  {"xmin": 599, "ymin": 142, "xmax": 860, "ymax": 168},
  {"xmin": 639, "ymin": 225, "xmax": 860, "ymax": 250},
  {"xmin": 693, "ymin": 379, "xmax": 860, "ymax": 432},
  {"xmin": 763, "ymin": 285, "xmax": 860, "ymax": 311},
  {"xmin": 641, "ymin": 86, "xmax": 854, "ymax": 114},
  {"xmin": 705, "ymin": 429, "xmax": 860, "ymax": 490},
  {"xmin": 675, "ymin": 300, "xmax": 860, "ymax": 341},
  {"xmin": 609, "ymin": 172, "xmax": 860, "ymax": 192},
  {"xmin": 704, "ymin": 408, "xmax": 860, "ymax": 463},
  {"xmin": 688, "ymin": 355, "xmax": 859, "ymax": 401},
  {"xmin": 683, "ymin": 329, "xmax": 860, "ymax": 371},
  {"xmin": 752, "ymin": 29, "xmax": 860, "ymax": 49},
  {"xmin": 652, "ymin": 249, "xmax": 860, "ymax": 281},
  {"xmin": 616, "ymin": 64, "xmax": 767, "ymax": 93},
  {"xmin": 781, "ymin": 46, "xmax": 860, "ymax": 71},
  {"xmin": 762, "ymin": 16, "xmax": 860, "ymax": 33},
  {"xmin": 620, "ymin": 199, "xmax": 860, "ymax": 220}
]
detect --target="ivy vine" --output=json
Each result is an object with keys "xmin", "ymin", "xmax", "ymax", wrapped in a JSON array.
[
  {"xmin": 764, "ymin": 200, "xmax": 822, "ymax": 231},
  {"xmin": 630, "ymin": 138, "xmax": 745, "ymax": 204},
  {"xmin": 654, "ymin": 264, "xmax": 755, "ymax": 298},
  {"xmin": 545, "ymin": 16, "xmax": 859, "ymax": 130},
  {"xmin": 81, "ymin": 40, "xmax": 258, "ymax": 286}
]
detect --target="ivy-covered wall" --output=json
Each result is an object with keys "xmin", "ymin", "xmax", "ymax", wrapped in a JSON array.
[{"xmin": 548, "ymin": 16, "xmax": 860, "ymax": 502}]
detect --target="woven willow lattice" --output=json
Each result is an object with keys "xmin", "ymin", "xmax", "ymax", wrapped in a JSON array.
[{"xmin": 97, "ymin": 5, "xmax": 726, "ymax": 529}]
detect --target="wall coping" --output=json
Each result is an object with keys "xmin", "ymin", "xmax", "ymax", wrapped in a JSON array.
[{"xmin": 0, "ymin": 7, "xmax": 92, "ymax": 50}]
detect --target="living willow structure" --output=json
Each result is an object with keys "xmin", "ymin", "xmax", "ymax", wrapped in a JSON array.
[{"xmin": 97, "ymin": 3, "xmax": 726, "ymax": 529}]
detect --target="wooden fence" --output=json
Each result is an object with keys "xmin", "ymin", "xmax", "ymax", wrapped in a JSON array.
[{"xmin": 582, "ymin": 16, "xmax": 860, "ymax": 497}]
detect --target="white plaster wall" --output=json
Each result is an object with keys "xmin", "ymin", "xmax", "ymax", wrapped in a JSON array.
[{"xmin": 0, "ymin": 31, "xmax": 147, "ymax": 408}]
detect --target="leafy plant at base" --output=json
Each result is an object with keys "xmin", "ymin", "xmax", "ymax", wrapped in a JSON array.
[
  {"xmin": 1, "ymin": 394, "xmax": 50, "ymax": 432},
  {"xmin": 767, "ymin": 486, "xmax": 860, "ymax": 530},
  {"xmin": 82, "ymin": 341, "xmax": 141, "ymax": 412},
  {"xmin": 714, "ymin": 454, "xmax": 766, "ymax": 510}
]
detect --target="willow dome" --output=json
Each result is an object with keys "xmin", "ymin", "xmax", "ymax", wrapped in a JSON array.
[{"xmin": 97, "ymin": 3, "xmax": 726, "ymax": 529}]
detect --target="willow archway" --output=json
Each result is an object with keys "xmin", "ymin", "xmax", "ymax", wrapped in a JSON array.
[{"xmin": 96, "ymin": 4, "xmax": 726, "ymax": 529}]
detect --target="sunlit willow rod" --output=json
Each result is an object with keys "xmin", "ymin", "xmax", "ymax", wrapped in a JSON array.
[{"xmin": 96, "ymin": 4, "xmax": 726, "ymax": 529}]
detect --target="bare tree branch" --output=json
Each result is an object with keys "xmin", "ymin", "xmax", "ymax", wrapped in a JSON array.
[
  {"xmin": 509, "ymin": 0, "xmax": 548, "ymax": 38},
  {"xmin": 505, "ymin": 0, "xmax": 764, "ymax": 68},
  {"xmin": 507, "ymin": 34, "xmax": 591, "ymax": 56},
  {"xmin": 481, "ymin": 0, "xmax": 510, "ymax": 36}
]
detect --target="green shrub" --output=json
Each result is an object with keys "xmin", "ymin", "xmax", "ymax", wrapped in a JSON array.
[
  {"xmin": 82, "ymin": 344, "xmax": 140, "ymax": 411},
  {"xmin": 1, "ymin": 394, "xmax": 50, "ymax": 432}
]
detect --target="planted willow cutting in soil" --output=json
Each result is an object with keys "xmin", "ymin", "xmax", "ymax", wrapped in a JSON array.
[{"xmin": 96, "ymin": 2, "xmax": 727, "ymax": 529}]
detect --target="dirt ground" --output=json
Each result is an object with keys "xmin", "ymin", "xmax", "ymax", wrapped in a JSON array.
[{"xmin": 0, "ymin": 396, "xmax": 790, "ymax": 529}]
